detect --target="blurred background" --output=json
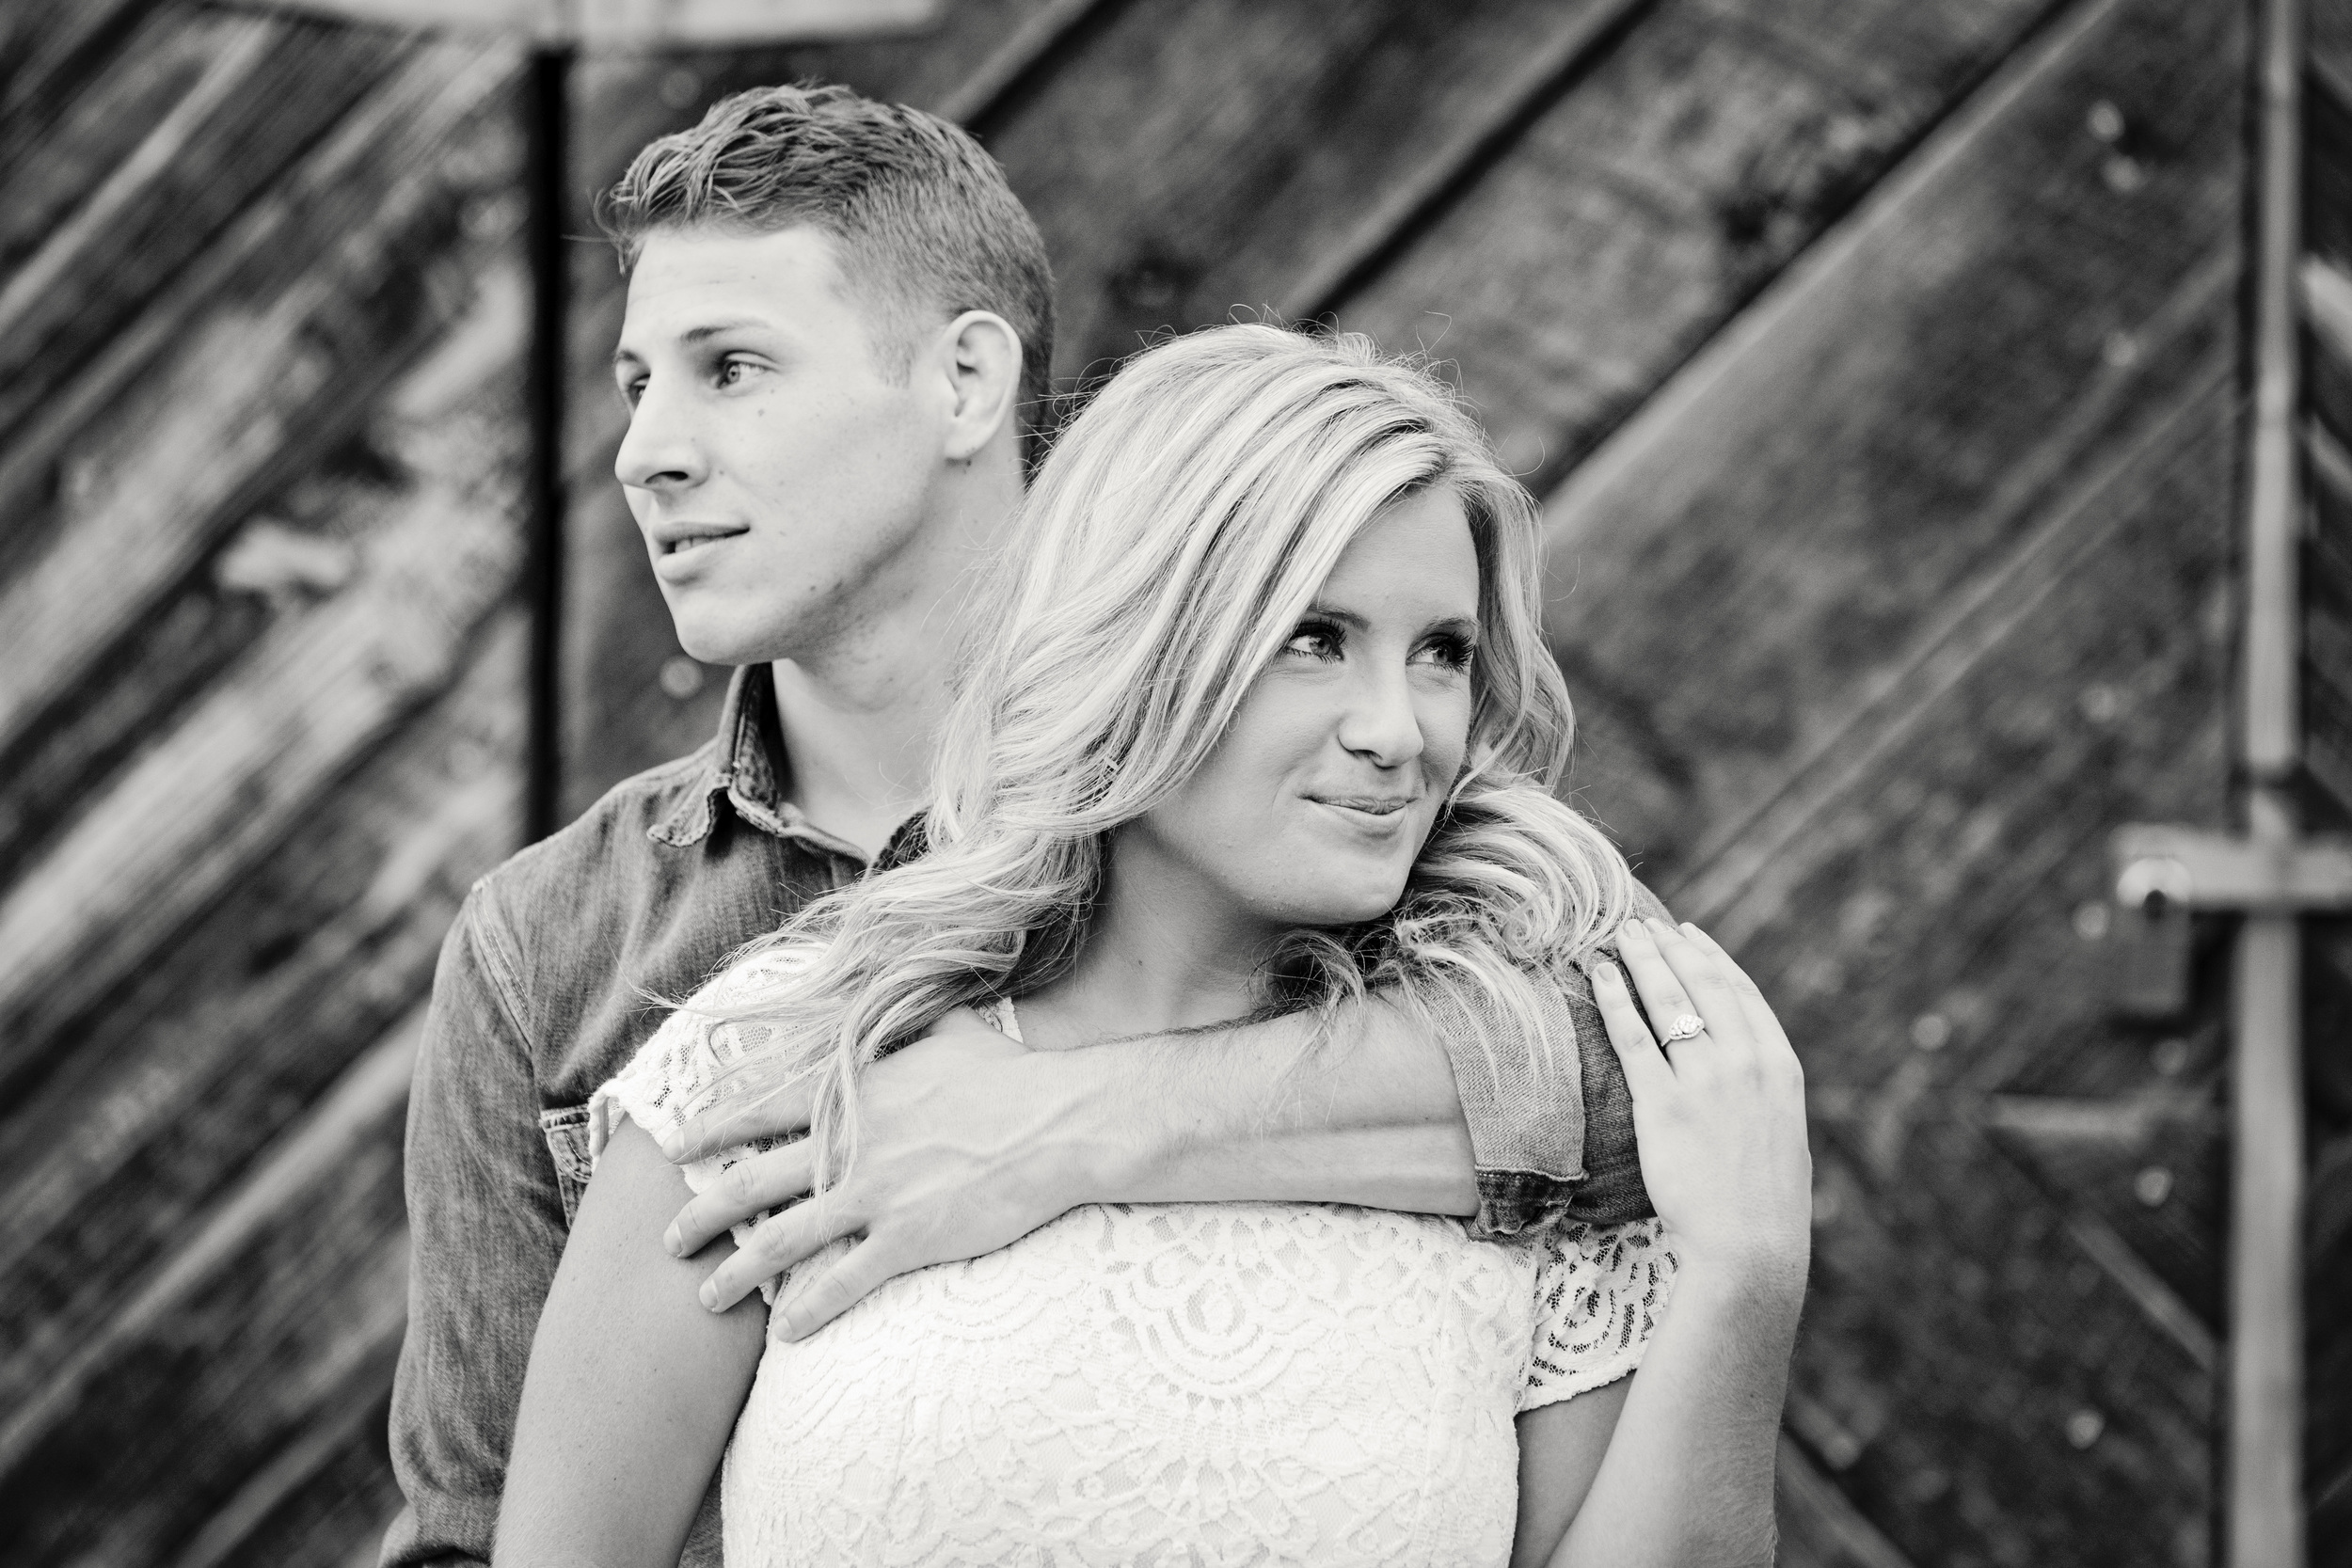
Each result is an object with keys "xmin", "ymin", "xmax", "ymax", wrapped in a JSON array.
[{"xmin": 0, "ymin": 0, "xmax": 2345, "ymax": 1563}]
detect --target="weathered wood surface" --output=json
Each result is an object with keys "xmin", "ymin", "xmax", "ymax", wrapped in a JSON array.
[
  {"xmin": 0, "ymin": 5, "xmax": 530, "ymax": 1562},
  {"xmin": 2305, "ymin": 11, "xmax": 2352, "ymax": 1560},
  {"xmin": 241, "ymin": 0, "xmax": 941, "ymax": 44},
  {"xmin": 0, "ymin": 0, "xmax": 2264, "ymax": 1561}
]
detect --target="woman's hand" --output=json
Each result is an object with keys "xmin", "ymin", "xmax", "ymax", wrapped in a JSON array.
[{"xmin": 1591, "ymin": 917, "xmax": 1811, "ymax": 1289}]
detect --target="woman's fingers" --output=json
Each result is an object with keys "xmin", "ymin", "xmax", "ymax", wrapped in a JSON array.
[
  {"xmin": 1640, "ymin": 918, "xmax": 1756, "ymax": 1053},
  {"xmin": 1615, "ymin": 918, "xmax": 1740, "ymax": 1053},
  {"xmin": 667, "ymin": 1139, "xmax": 815, "ymax": 1258},
  {"xmin": 697, "ymin": 1191, "xmax": 858, "ymax": 1313},
  {"xmin": 1678, "ymin": 923, "xmax": 1803, "ymax": 1073},
  {"xmin": 1588, "ymin": 959, "xmax": 1675, "ymax": 1100}
]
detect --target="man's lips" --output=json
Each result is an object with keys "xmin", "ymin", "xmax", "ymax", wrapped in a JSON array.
[{"xmin": 649, "ymin": 521, "xmax": 750, "ymax": 556}]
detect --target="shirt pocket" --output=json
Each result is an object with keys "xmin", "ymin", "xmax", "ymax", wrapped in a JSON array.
[{"xmin": 541, "ymin": 1104, "xmax": 593, "ymax": 1226}]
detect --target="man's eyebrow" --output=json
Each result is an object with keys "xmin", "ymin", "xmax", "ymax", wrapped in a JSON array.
[
  {"xmin": 612, "ymin": 319, "xmax": 777, "ymax": 371},
  {"xmin": 680, "ymin": 318, "xmax": 772, "ymax": 344}
]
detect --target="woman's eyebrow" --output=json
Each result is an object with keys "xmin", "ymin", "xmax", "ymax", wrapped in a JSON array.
[{"xmin": 1299, "ymin": 603, "xmax": 1369, "ymax": 630}]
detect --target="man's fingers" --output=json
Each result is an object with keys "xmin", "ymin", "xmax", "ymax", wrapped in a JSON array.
[
  {"xmin": 697, "ymin": 1193, "xmax": 858, "ymax": 1313},
  {"xmin": 1589, "ymin": 959, "xmax": 1674, "ymax": 1098},
  {"xmin": 667, "ymin": 1141, "xmax": 815, "ymax": 1258},
  {"xmin": 772, "ymin": 1237, "xmax": 904, "ymax": 1342},
  {"xmin": 665, "ymin": 1072, "xmax": 815, "ymax": 1164}
]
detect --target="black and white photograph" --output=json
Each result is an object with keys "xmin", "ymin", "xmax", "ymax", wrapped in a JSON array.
[{"xmin": 0, "ymin": 0, "xmax": 2344, "ymax": 1564}]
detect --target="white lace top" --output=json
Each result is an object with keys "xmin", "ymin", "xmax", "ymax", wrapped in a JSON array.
[{"xmin": 589, "ymin": 951, "xmax": 1677, "ymax": 1567}]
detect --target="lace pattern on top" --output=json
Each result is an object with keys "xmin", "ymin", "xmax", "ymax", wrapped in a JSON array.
[
  {"xmin": 588, "ymin": 945, "xmax": 819, "ymax": 1305},
  {"xmin": 592, "ymin": 972, "xmax": 1679, "ymax": 1564}
]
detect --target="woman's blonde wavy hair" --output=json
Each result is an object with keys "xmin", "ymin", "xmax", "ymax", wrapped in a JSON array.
[{"xmin": 699, "ymin": 323, "xmax": 1634, "ymax": 1190}]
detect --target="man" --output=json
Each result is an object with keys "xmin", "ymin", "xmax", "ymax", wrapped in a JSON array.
[{"xmin": 383, "ymin": 84, "xmax": 1660, "ymax": 1567}]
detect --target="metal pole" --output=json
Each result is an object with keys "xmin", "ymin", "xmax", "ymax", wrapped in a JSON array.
[
  {"xmin": 2231, "ymin": 0, "xmax": 2305, "ymax": 1560},
  {"xmin": 525, "ymin": 46, "xmax": 570, "ymax": 842}
]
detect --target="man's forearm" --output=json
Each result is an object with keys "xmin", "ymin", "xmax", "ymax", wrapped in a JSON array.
[{"xmin": 1048, "ymin": 997, "xmax": 1482, "ymax": 1216}]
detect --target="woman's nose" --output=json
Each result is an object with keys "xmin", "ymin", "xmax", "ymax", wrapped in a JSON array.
[
  {"xmin": 1335, "ymin": 661, "xmax": 1425, "ymax": 768},
  {"xmin": 613, "ymin": 380, "xmax": 707, "ymax": 492}
]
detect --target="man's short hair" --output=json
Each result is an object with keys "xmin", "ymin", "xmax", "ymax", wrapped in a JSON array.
[{"xmin": 600, "ymin": 83, "xmax": 1057, "ymax": 426}]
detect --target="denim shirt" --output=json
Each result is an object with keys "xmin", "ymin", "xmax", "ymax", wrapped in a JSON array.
[{"xmin": 379, "ymin": 663, "xmax": 1658, "ymax": 1568}]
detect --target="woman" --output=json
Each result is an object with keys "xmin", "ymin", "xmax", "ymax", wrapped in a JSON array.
[{"xmin": 498, "ymin": 325, "xmax": 1812, "ymax": 1566}]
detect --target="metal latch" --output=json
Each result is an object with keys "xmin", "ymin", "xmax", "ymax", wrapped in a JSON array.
[{"xmin": 2109, "ymin": 824, "xmax": 2352, "ymax": 1018}]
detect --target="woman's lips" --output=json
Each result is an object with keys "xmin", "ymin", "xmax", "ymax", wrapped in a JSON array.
[
  {"xmin": 1307, "ymin": 794, "xmax": 1419, "ymax": 832},
  {"xmin": 1309, "ymin": 793, "xmax": 1414, "ymax": 815}
]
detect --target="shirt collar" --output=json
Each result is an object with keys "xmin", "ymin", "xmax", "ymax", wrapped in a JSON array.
[{"xmin": 649, "ymin": 663, "xmax": 922, "ymax": 864}]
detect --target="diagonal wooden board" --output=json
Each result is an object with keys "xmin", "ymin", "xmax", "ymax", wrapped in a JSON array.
[{"xmin": 228, "ymin": 0, "xmax": 938, "ymax": 44}]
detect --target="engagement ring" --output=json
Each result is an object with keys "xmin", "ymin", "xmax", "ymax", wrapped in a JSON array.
[{"xmin": 1661, "ymin": 1013, "xmax": 1707, "ymax": 1043}]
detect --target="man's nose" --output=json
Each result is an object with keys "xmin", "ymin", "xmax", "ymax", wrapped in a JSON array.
[
  {"xmin": 1336, "ymin": 660, "xmax": 1426, "ymax": 768},
  {"xmin": 613, "ymin": 378, "xmax": 707, "ymax": 492}
]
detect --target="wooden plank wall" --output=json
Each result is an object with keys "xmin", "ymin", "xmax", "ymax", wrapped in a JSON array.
[
  {"xmin": 0, "ymin": 0, "xmax": 2301, "ymax": 1563},
  {"xmin": 2304, "ymin": 6, "xmax": 2352, "ymax": 1562},
  {"xmin": 0, "ymin": 1, "xmax": 532, "ymax": 1560}
]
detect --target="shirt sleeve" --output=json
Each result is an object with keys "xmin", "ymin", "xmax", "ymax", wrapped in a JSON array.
[
  {"xmin": 1429, "ymin": 879, "xmax": 1675, "ymax": 1238},
  {"xmin": 1519, "ymin": 1215, "xmax": 1679, "ymax": 1415},
  {"xmin": 380, "ymin": 886, "xmax": 563, "ymax": 1568},
  {"xmin": 586, "ymin": 944, "xmax": 818, "ymax": 1306}
]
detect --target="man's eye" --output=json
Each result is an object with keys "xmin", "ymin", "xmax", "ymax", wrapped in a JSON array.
[
  {"xmin": 618, "ymin": 377, "xmax": 645, "ymax": 408},
  {"xmin": 716, "ymin": 357, "xmax": 761, "ymax": 388}
]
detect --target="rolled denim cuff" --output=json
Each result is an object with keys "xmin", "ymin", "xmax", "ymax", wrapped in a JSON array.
[{"xmin": 1472, "ymin": 1168, "xmax": 1579, "ymax": 1238}]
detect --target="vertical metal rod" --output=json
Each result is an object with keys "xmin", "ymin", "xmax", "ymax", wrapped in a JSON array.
[
  {"xmin": 2232, "ymin": 0, "xmax": 2305, "ymax": 1562},
  {"xmin": 525, "ymin": 47, "xmax": 571, "ymax": 842}
]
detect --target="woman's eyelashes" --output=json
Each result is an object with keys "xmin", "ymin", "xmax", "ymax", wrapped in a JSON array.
[
  {"xmin": 1281, "ymin": 620, "xmax": 1345, "ymax": 661},
  {"xmin": 1416, "ymin": 631, "xmax": 1476, "ymax": 673},
  {"xmin": 1278, "ymin": 620, "xmax": 1477, "ymax": 672}
]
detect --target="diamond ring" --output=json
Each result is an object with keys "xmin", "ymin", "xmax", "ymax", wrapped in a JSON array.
[{"xmin": 1661, "ymin": 1013, "xmax": 1707, "ymax": 1043}]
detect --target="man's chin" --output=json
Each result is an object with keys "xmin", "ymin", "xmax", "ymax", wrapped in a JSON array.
[{"xmin": 664, "ymin": 610, "xmax": 795, "ymax": 671}]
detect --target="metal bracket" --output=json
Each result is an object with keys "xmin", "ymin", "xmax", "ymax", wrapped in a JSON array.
[
  {"xmin": 2107, "ymin": 825, "xmax": 2352, "ymax": 1019},
  {"xmin": 2112, "ymin": 824, "xmax": 2352, "ymax": 912}
]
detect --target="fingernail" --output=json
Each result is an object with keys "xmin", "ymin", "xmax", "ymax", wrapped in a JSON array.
[
  {"xmin": 698, "ymin": 1280, "xmax": 719, "ymax": 1310},
  {"xmin": 663, "ymin": 1224, "xmax": 683, "ymax": 1257},
  {"xmin": 658, "ymin": 1129, "xmax": 684, "ymax": 1161},
  {"xmin": 1594, "ymin": 959, "xmax": 1621, "ymax": 985},
  {"xmin": 773, "ymin": 1314, "xmax": 799, "ymax": 1343}
]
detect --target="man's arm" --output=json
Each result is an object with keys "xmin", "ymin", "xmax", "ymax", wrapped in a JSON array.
[
  {"xmin": 665, "ymin": 992, "xmax": 1539, "ymax": 1334},
  {"xmin": 663, "ymin": 892, "xmax": 1669, "ymax": 1338},
  {"xmin": 379, "ymin": 890, "xmax": 564, "ymax": 1568}
]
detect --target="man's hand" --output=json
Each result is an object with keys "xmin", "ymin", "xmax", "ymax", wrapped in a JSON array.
[{"xmin": 660, "ymin": 1008, "xmax": 1114, "ymax": 1341}]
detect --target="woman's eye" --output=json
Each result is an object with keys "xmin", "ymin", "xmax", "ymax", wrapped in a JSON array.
[
  {"xmin": 1282, "ymin": 624, "xmax": 1343, "ymax": 660},
  {"xmin": 1415, "ymin": 636, "xmax": 1475, "ymax": 672}
]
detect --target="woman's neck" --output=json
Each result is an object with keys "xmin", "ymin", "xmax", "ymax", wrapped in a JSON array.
[{"xmin": 1015, "ymin": 837, "xmax": 1277, "ymax": 1051}]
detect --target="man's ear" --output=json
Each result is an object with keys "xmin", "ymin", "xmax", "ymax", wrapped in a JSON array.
[{"xmin": 937, "ymin": 309, "xmax": 1024, "ymax": 463}]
